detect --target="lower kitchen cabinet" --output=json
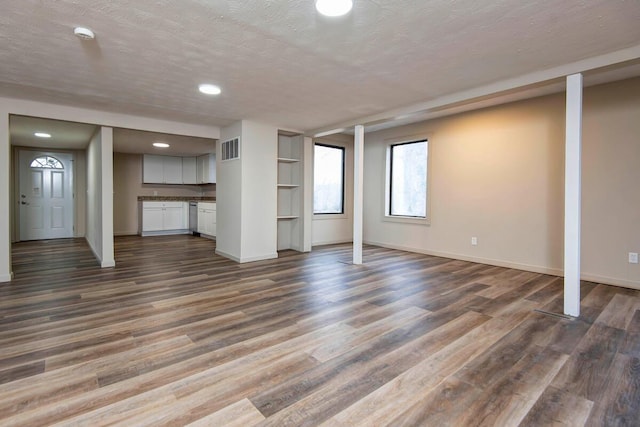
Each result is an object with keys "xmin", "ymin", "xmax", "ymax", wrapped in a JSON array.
[
  {"xmin": 197, "ymin": 202, "xmax": 216, "ymax": 237},
  {"xmin": 141, "ymin": 202, "xmax": 189, "ymax": 235}
]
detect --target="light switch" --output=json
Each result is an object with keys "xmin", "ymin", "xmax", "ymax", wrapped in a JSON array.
[{"xmin": 630, "ymin": 252, "xmax": 639, "ymax": 264}]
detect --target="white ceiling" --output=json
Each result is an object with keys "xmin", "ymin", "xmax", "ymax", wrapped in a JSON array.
[{"xmin": 1, "ymin": 0, "xmax": 640, "ymax": 134}]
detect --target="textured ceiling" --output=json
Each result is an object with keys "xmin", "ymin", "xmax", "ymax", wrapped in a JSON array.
[{"xmin": 1, "ymin": 0, "xmax": 640, "ymax": 133}]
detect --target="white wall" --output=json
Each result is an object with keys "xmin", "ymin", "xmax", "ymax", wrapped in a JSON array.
[
  {"xmin": 312, "ymin": 134, "xmax": 354, "ymax": 246},
  {"xmin": 216, "ymin": 120, "xmax": 278, "ymax": 263},
  {"xmin": 240, "ymin": 121, "xmax": 278, "ymax": 261},
  {"xmin": 363, "ymin": 77, "xmax": 640, "ymax": 289},
  {"xmin": 86, "ymin": 127, "xmax": 115, "ymax": 268},
  {"xmin": 0, "ymin": 111, "xmax": 11, "ymax": 282},
  {"xmin": 216, "ymin": 121, "xmax": 243, "ymax": 261}
]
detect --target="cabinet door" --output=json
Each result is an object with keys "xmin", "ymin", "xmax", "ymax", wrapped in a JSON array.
[
  {"xmin": 163, "ymin": 206, "xmax": 184, "ymax": 230},
  {"xmin": 163, "ymin": 156, "xmax": 183, "ymax": 184},
  {"xmin": 197, "ymin": 208, "xmax": 206, "ymax": 233},
  {"xmin": 143, "ymin": 155, "xmax": 164, "ymax": 184},
  {"xmin": 182, "ymin": 157, "xmax": 197, "ymax": 184},
  {"xmin": 142, "ymin": 207, "xmax": 164, "ymax": 231},
  {"xmin": 208, "ymin": 209, "xmax": 217, "ymax": 236},
  {"xmin": 196, "ymin": 155, "xmax": 208, "ymax": 184},
  {"xmin": 207, "ymin": 154, "xmax": 216, "ymax": 183}
]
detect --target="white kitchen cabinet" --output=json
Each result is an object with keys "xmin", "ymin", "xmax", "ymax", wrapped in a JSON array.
[
  {"xmin": 143, "ymin": 155, "xmax": 184, "ymax": 184},
  {"xmin": 182, "ymin": 157, "xmax": 197, "ymax": 184},
  {"xmin": 197, "ymin": 154, "xmax": 216, "ymax": 184},
  {"xmin": 197, "ymin": 202, "xmax": 216, "ymax": 237},
  {"xmin": 143, "ymin": 155, "xmax": 164, "ymax": 184},
  {"xmin": 163, "ymin": 156, "xmax": 183, "ymax": 184},
  {"xmin": 142, "ymin": 205, "xmax": 164, "ymax": 231},
  {"xmin": 141, "ymin": 201, "xmax": 189, "ymax": 235}
]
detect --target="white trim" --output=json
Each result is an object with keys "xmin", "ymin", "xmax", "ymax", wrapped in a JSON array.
[
  {"xmin": 314, "ymin": 213, "xmax": 348, "ymax": 220},
  {"xmin": 101, "ymin": 260, "xmax": 116, "ymax": 268},
  {"xmin": 365, "ymin": 239, "xmax": 564, "ymax": 276},
  {"xmin": 215, "ymin": 249, "xmax": 278, "ymax": 264},
  {"xmin": 581, "ymin": 273, "xmax": 640, "ymax": 291},
  {"xmin": 384, "ymin": 137, "xmax": 430, "ymax": 224},
  {"xmin": 364, "ymin": 240, "xmax": 640, "ymax": 290},
  {"xmin": 215, "ymin": 248, "xmax": 241, "ymax": 262},
  {"xmin": 0, "ymin": 273, "xmax": 13, "ymax": 283},
  {"xmin": 86, "ymin": 236, "xmax": 103, "ymax": 267},
  {"xmin": 313, "ymin": 238, "xmax": 353, "ymax": 246},
  {"xmin": 140, "ymin": 230, "xmax": 190, "ymax": 237}
]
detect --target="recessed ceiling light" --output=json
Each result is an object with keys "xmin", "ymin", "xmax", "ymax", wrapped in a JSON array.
[
  {"xmin": 74, "ymin": 27, "xmax": 95, "ymax": 40},
  {"xmin": 34, "ymin": 132, "xmax": 51, "ymax": 138},
  {"xmin": 315, "ymin": 0, "xmax": 353, "ymax": 17},
  {"xmin": 153, "ymin": 142, "xmax": 170, "ymax": 148},
  {"xmin": 198, "ymin": 84, "xmax": 222, "ymax": 95}
]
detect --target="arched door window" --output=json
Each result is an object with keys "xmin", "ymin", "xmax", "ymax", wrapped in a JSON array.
[{"xmin": 30, "ymin": 156, "xmax": 64, "ymax": 169}]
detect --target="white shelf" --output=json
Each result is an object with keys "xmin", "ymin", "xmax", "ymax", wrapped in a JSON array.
[
  {"xmin": 277, "ymin": 184, "xmax": 299, "ymax": 188},
  {"xmin": 277, "ymin": 215, "xmax": 299, "ymax": 220},
  {"xmin": 277, "ymin": 157, "xmax": 300, "ymax": 163}
]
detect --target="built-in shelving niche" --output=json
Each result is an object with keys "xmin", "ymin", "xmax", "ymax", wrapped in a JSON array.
[{"xmin": 277, "ymin": 133, "xmax": 304, "ymax": 251}]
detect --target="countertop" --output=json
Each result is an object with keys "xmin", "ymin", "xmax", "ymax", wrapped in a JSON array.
[{"xmin": 138, "ymin": 196, "xmax": 216, "ymax": 202}]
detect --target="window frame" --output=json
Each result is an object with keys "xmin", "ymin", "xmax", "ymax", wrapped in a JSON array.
[
  {"xmin": 313, "ymin": 142, "xmax": 346, "ymax": 216},
  {"xmin": 384, "ymin": 138, "xmax": 430, "ymax": 225}
]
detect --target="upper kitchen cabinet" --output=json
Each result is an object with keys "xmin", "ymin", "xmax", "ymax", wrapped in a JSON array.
[
  {"xmin": 143, "ymin": 154, "xmax": 183, "ymax": 184},
  {"xmin": 182, "ymin": 157, "xmax": 197, "ymax": 185},
  {"xmin": 197, "ymin": 154, "xmax": 216, "ymax": 184}
]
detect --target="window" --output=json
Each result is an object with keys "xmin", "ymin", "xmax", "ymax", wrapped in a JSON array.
[
  {"xmin": 388, "ymin": 140, "xmax": 428, "ymax": 218},
  {"xmin": 314, "ymin": 143, "xmax": 345, "ymax": 214},
  {"xmin": 30, "ymin": 156, "xmax": 63, "ymax": 169}
]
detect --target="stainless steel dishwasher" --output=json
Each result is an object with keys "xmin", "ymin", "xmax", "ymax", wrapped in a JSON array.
[{"xmin": 189, "ymin": 201, "xmax": 199, "ymax": 236}]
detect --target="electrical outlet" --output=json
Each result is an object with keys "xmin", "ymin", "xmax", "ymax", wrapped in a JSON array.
[
  {"xmin": 471, "ymin": 237, "xmax": 478, "ymax": 246},
  {"xmin": 153, "ymin": 190, "xmax": 158, "ymax": 196},
  {"xmin": 629, "ymin": 252, "xmax": 639, "ymax": 264}
]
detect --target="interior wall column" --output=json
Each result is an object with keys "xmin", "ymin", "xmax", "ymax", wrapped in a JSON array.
[
  {"xmin": 101, "ymin": 126, "xmax": 115, "ymax": 268},
  {"xmin": 564, "ymin": 73, "xmax": 583, "ymax": 317},
  {"xmin": 353, "ymin": 125, "xmax": 364, "ymax": 265},
  {"xmin": 0, "ymin": 110, "xmax": 11, "ymax": 282}
]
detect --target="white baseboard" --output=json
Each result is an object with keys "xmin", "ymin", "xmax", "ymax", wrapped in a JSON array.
[
  {"xmin": 86, "ymin": 237, "xmax": 114, "ymax": 269},
  {"xmin": 114, "ymin": 231, "xmax": 138, "ymax": 237},
  {"xmin": 239, "ymin": 253, "xmax": 278, "ymax": 263},
  {"xmin": 364, "ymin": 240, "xmax": 562, "ymax": 276},
  {"xmin": 215, "ymin": 249, "xmax": 278, "ymax": 263},
  {"xmin": 581, "ymin": 273, "xmax": 640, "ymax": 290},
  {"xmin": 140, "ymin": 229, "xmax": 190, "ymax": 237},
  {"xmin": 312, "ymin": 239, "xmax": 353, "ymax": 247},
  {"xmin": 362, "ymin": 240, "xmax": 640, "ymax": 291},
  {"xmin": 215, "ymin": 249, "xmax": 241, "ymax": 262},
  {"xmin": 0, "ymin": 272, "xmax": 13, "ymax": 283}
]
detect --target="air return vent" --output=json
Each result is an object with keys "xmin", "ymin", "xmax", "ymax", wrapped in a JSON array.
[{"xmin": 221, "ymin": 137, "xmax": 240, "ymax": 161}]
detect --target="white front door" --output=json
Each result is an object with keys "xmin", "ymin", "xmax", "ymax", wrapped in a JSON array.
[{"xmin": 19, "ymin": 150, "xmax": 74, "ymax": 241}]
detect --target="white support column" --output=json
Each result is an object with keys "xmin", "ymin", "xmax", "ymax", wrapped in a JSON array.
[
  {"xmin": 353, "ymin": 125, "xmax": 364, "ymax": 265},
  {"xmin": 564, "ymin": 73, "xmax": 583, "ymax": 317},
  {"xmin": 0, "ymin": 110, "xmax": 11, "ymax": 282}
]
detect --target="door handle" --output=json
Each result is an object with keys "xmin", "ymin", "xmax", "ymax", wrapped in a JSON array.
[
  {"xmin": 21, "ymin": 194, "xmax": 26, "ymax": 198},
  {"xmin": 21, "ymin": 201, "xmax": 29, "ymax": 205}
]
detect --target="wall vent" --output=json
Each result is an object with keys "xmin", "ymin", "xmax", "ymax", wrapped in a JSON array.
[{"xmin": 221, "ymin": 137, "xmax": 240, "ymax": 161}]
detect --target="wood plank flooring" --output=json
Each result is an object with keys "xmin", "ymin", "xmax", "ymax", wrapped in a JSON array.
[{"xmin": 2, "ymin": 235, "xmax": 639, "ymax": 426}]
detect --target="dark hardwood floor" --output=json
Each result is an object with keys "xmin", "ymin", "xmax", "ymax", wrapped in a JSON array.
[{"xmin": 1, "ymin": 235, "xmax": 639, "ymax": 426}]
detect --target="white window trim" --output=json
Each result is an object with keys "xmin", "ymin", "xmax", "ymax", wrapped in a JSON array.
[
  {"xmin": 313, "ymin": 139, "xmax": 350, "ymax": 219},
  {"xmin": 383, "ymin": 135, "xmax": 431, "ymax": 226}
]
